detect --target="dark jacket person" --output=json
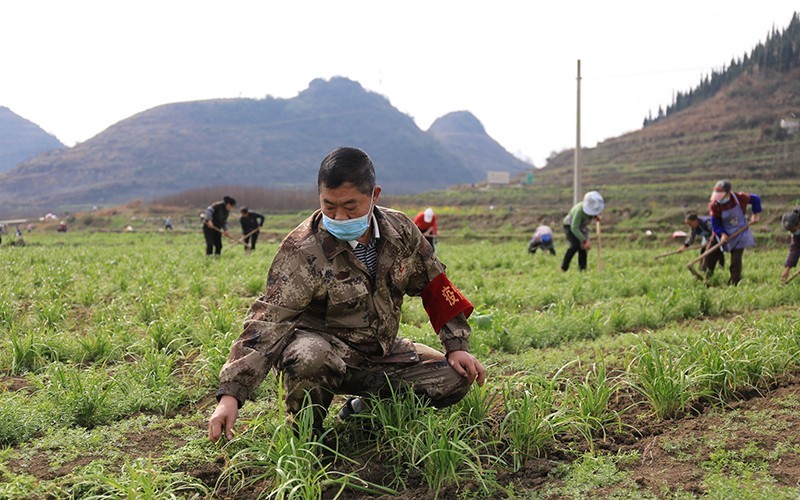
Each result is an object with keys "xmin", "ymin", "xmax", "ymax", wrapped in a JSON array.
[
  {"xmin": 239, "ymin": 207, "xmax": 265, "ymax": 251},
  {"xmin": 203, "ymin": 196, "xmax": 236, "ymax": 256}
]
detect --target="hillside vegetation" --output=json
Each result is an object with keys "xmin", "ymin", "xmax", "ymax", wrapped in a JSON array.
[
  {"xmin": 0, "ymin": 78, "xmax": 529, "ymax": 214},
  {"xmin": 0, "ymin": 107, "xmax": 64, "ymax": 173}
]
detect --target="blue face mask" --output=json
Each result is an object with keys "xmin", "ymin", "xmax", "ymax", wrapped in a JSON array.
[
  {"xmin": 719, "ymin": 196, "xmax": 730, "ymax": 205},
  {"xmin": 794, "ymin": 229, "xmax": 800, "ymax": 237},
  {"xmin": 322, "ymin": 197, "xmax": 374, "ymax": 241}
]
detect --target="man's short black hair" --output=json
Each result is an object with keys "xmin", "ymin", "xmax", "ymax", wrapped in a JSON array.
[
  {"xmin": 317, "ymin": 147, "xmax": 376, "ymax": 195},
  {"xmin": 223, "ymin": 195, "xmax": 236, "ymax": 206},
  {"xmin": 685, "ymin": 211, "xmax": 699, "ymax": 222},
  {"xmin": 240, "ymin": 206, "xmax": 249, "ymax": 213}
]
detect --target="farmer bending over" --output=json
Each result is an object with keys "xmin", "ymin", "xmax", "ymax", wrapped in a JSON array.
[
  {"xmin": 561, "ymin": 191, "xmax": 604, "ymax": 272},
  {"xmin": 706, "ymin": 180, "xmax": 761, "ymax": 285},
  {"xmin": 679, "ymin": 211, "xmax": 724, "ymax": 271},
  {"xmin": 208, "ymin": 147, "xmax": 486, "ymax": 441},
  {"xmin": 780, "ymin": 209, "xmax": 800, "ymax": 283},
  {"xmin": 203, "ymin": 196, "xmax": 236, "ymax": 256}
]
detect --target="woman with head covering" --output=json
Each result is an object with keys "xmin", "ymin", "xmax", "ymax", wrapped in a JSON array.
[
  {"xmin": 706, "ymin": 180, "xmax": 761, "ymax": 285},
  {"xmin": 528, "ymin": 225, "xmax": 556, "ymax": 255},
  {"xmin": 414, "ymin": 207, "xmax": 438, "ymax": 251},
  {"xmin": 561, "ymin": 191, "xmax": 604, "ymax": 272}
]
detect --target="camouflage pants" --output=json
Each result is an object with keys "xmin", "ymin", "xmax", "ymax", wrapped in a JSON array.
[{"xmin": 277, "ymin": 330, "xmax": 472, "ymax": 431}]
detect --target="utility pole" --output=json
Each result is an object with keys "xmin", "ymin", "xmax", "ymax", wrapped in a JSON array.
[{"xmin": 574, "ymin": 59, "xmax": 581, "ymax": 205}]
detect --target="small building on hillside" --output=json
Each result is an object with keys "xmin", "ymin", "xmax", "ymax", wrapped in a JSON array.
[
  {"xmin": 486, "ymin": 170, "xmax": 511, "ymax": 186},
  {"xmin": 781, "ymin": 117, "xmax": 800, "ymax": 135}
]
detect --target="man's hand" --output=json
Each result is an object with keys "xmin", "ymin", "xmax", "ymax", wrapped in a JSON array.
[
  {"xmin": 223, "ymin": 230, "xmax": 231, "ymax": 238},
  {"xmin": 678, "ymin": 245, "xmax": 687, "ymax": 253},
  {"xmin": 720, "ymin": 233, "xmax": 729, "ymax": 245},
  {"xmin": 751, "ymin": 213, "xmax": 761, "ymax": 224},
  {"xmin": 208, "ymin": 395, "xmax": 239, "ymax": 442},
  {"xmin": 446, "ymin": 351, "xmax": 486, "ymax": 386},
  {"xmin": 782, "ymin": 267, "xmax": 791, "ymax": 283},
  {"xmin": 582, "ymin": 240, "xmax": 592, "ymax": 250}
]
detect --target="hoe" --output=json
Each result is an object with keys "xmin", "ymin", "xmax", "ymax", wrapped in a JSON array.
[
  {"xmin": 687, "ymin": 224, "xmax": 750, "ymax": 281},
  {"xmin": 653, "ymin": 244, "xmax": 700, "ymax": 260}
]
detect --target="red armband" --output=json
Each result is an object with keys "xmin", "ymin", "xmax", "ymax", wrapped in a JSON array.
[{"xmin": 421, "ymin": 273, "xmax": 473, "ymax": 334}]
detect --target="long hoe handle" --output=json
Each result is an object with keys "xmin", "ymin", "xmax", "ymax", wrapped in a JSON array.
[
  {"xmin": 232, "ymin": 227, "xmax": 260, "ymax": 246},
  {"xmin": 686, "ymin": 223, "xmax": 750, "ymax": 280},
  {"xmin": 785, "ymin": 269, "xmax": 800, "ymax": 284},
  {"xmin": 596, "ymin": 220, "xmax": 602, "ymax": 273},
  {"xmin": 654, "ymin": 245, "xmax": 700, "ymax": 260}
]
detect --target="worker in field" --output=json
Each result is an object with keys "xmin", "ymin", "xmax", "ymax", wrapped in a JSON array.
[
  {"xmin": 208, "ymin": 147, "xmax": 485, "ymax": 442},
  {"xmin": 239, "ymin": 206, "xmax": 265, "ymax": 253},
  {"xmin": 413, "ymin": 207, "xmax": 438, "ymax": 251},
  {"xmin": 203, "ymin": 196, "xmax": 236, "ymax": 256},
  {"xmin": 780, "ymin": 209, "xmax": 800, "ymax": 283},
  {"xmin": 528, "ymin": 224, "xmax": 556, "ymax": 255},
  {"xmin": 561, "ymin": 191, "xmax": 604, "ymax": 272},
  {"xmin": 678, "ymin": 211, "xmax": 724, "ymax": 271},
  {"xmin": 705, "ymin": 180, "xmax": 761, "ymax": 285}
]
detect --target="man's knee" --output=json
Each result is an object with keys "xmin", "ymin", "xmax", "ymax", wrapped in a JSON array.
[
  {"xmin": 426, "ymin": 363, "xmax": 472, "ymax": 408},
  {"xmin": 279, "ymin": 332, "xmax": 346, "ymax": 386},
  {"xmin": 411, "ymin": 356, "xmax": 473, "ymax": 408}
]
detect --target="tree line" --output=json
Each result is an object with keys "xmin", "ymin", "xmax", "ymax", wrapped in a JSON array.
[{"xmin": 643, "ymin": 12, "xmax": 800, "ymax": 127}]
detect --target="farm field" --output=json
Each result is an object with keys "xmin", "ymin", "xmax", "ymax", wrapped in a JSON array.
[{"xmin": 2, "ymin": 229, "xmax": 800, "ymax": 498}]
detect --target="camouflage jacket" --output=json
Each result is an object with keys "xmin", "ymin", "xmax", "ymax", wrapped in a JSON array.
[{"xmin": 217, "ymin": 206, "xmax": 471, "ymax": 405}]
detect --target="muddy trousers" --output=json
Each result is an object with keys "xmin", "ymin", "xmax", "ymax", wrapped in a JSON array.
[
  {"xmin": 705, "ymin": 248, "xmax": 744, "ymax": 285},
  {"xmin": 278, "ymin": 331, "xmax": 472, "ymax": 433},
  {"xmin": 561, "ymin": 225, "xmax": 587, "ymax": 271}
]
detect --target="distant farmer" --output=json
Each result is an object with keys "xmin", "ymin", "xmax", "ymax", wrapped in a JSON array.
[
  {"xmin": 528, "ymin": 225, "xmax": 556, "ymax": 255},
  {"xmin": 165, "ymin": 216, "xmax": 173, "ymax": 231},
  {"xmin": 57, "ymin": 221, "xmax": 68, "ymax": 233},
  {"xmin": 780, "ymin": 209, "xmax": 800, "ymax": 283},
  {"xmin": 678, "ymin": 211, "xmax": 724, "ymax": 270},
  {"xmin": 414, "ymin": 207, "xmax": 438, "ymax": 250},
  {"xmin": 208, "ymin": 147, "xmax": 485, "ymax": 443},
  {"xmin": 239, "ymin": 206, "xmax": 265, "ymax": 252},
  {"xmin": 705, "ymin": 180, "xmax": 761, "ymax": 285},
  {"xmin": 203, "ymin": 196, "xmax": 236, "ymax": 256},
  {"xmin": 561, "ymin": 191, "xmax": 604, "ymax": 272}
]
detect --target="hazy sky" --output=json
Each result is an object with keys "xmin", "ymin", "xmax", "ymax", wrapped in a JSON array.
[{"xmin": 1, "ymin": 1, "xmax": 797, "ymax": 166}]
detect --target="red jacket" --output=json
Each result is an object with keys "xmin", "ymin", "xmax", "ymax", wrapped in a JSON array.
[{"xmin": 414, "ymin": 212, "xmax": 437, "ymax": 236}]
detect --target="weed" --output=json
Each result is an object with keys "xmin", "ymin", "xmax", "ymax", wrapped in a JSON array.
[
  {"xmin": 627, "ymin": 343, "xmax": 705, "ymax": 419},
  {"xmin": 563, "ymin": 361, "xmax": 623, "ymax": 445},
  {"xmin": 500, "ymin": 380, "xmax": 565, "ymax": 471},
  {"xmin": 44, "ymin": 364, "xmax": 124, "ymax": 429}
]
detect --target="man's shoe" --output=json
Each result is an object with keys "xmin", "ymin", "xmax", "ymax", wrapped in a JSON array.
[{"xmin": 337, "ymin": 397, "xmax": 366, "ymax": 420}]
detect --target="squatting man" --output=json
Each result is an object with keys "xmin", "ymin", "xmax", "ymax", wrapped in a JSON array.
[{"xmin": 208, "ymin": 147, "xmax": 486, "ymax": 441}]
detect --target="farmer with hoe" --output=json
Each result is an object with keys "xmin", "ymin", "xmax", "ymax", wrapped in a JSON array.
[
  {"xmin": 413, "ymin": 207, "xmax": 438, "ymax": 251},
  {"xmin": 528, "ymin": 224, "xmax": 556, "ymax": 255},
  {"xmin": 705, "ymin": 180, "xmax": 761, "ymax": 285},
  {"xmin": 780, "ymin": 209, "xmax": 800, "ymax": 283},
  {"xmin": 678, "ymin": 211, "xmax": 724, "ymax": 270},
  {"xmin": 561, "ymin": 191, "xmax": 604, "ymax": 272},
  {"xmin": 203, "ymin": 195, "xmax": 236, "ymax": 256},
  {"xmin": 208, "ymin": 147, "xmax": 486, "ymax": 442},
  {"xmin": 239, "ymin": 206, "xmax": 265, "ymax": 253}
]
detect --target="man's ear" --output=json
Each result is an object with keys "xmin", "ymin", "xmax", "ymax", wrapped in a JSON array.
[{"xmin": 372, "ymin": 186, "xmax": 382, "ymax": 203}]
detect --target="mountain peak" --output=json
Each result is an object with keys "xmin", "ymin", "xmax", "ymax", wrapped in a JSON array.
[
  {"xmin": 428, "ymin": 111, "xmax": 487, "ymax": 135},
  {"xmin": 0, "ymin": 107, "xmax": 65, "ymax": 173}
]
